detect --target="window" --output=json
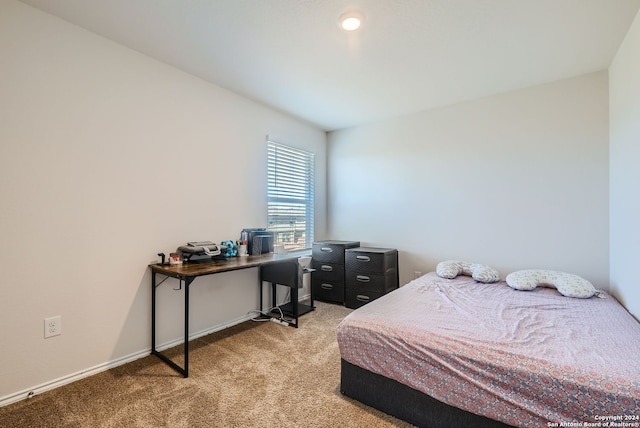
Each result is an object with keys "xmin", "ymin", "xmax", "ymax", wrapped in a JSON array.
[{"xmin": 267, "ymin": 140, "xmax": 315, "ymax": 251}]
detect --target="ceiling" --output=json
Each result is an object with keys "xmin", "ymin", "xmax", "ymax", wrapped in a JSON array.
[{"xmin": 18, "ymin": 0, "xmax": 640, "ymax": 131}]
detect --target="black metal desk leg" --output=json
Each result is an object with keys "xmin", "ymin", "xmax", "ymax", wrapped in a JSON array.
[
  {"xmin": 259, "ymin": 279, "xmax": 264, "ymax": 313},
  {"xmin": 150, "ymin": 275, "xmax": 191, "ymax": 378},
  {"xmin": 291, "ymin": 285, "xmax": 299, "ymax": 328},
  {"xmin": 151, "ymin": 272, "xmax": 156, "ymax": 352},
  {"xmin": 183, "ymin": 280, "xmax": 190, "ymax": 377},
  {"xmin": 271, "ymin": 281, "xmax": 277, "ymax": 309}
]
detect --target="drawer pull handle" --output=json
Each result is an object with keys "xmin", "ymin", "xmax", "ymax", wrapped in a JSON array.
[
  {"xmin": 356, "ymin": 275, "xmax": 370, "ymax": 282},
  {"xmin": 321, "ymin": 283, "xmax": 333, "ymax": 290},
  {"xmin": 356, "ymin": 255, "xmax": 370, "ymax": 262},
  {"xmin": 356, "ymin": 295, "xmax": 371, "ymax": 302},
  {"xmin": 321, "ymin": 247, "xmax": 333, "ymax": 252},
  {"xmin": 321, "ymin": 265, "xmax": 333, "ymax": 272}
]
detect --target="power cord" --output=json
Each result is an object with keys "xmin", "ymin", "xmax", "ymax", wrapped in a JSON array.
[{"xmin": 248, "ymin": 306, "xmax": 284, "ymax": 322}]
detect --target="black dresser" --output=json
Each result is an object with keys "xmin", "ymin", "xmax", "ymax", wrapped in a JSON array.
[
  {"xmin": 345, "ymin": 247, "xmax": 399, "ymax": 309},
  {"xmin": 311, "ymin": 240, "xmax": 360, "ymax": 304}
]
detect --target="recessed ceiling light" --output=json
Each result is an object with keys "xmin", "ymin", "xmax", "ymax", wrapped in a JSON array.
[{"xmin": 338, "ymin": 11, "xmax": 364, "ymax": 31}]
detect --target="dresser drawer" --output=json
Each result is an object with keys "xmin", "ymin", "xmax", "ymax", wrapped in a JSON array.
[
  {"xmin": 345, "ymin": 248, "xmax": 397, "ymax": 273},
  {"xmin": 311, "ymin": 261, "xmax": 344, "ymax": 283},
  {"xmin": 345, "ymin": 271, "xmax": 387, "ymax": 294},
  {"xmin": 312, "ymin": 241, "xmax": 360, "ymax": 264},
  {"xmin": 345, "ymin": 289, "xmax": 384, "ymax": 309},
  {"xmin": 312, "ymin": 279, "xmax": 344, "ymax": 303}
]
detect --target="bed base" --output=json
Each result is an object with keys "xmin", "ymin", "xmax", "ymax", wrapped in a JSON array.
[{"xmin": 340, "ymin": 359, "xmax": 513, "ymax": 428}]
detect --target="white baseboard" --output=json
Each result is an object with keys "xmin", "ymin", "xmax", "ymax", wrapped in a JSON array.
[
  {"xmin": 0, "ymin": 348, "xmax": 150, "ymax": 408},
  {"xmin": 0, "ymin": 293, "xmax": 313, "ymax": 408},
  {"xmin": 0, "ymin": 313, "xmax": 255, "ymax": 408}
]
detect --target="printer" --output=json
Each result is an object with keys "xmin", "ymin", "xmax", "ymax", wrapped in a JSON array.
[{"xmin": 177, "ymin": 241, "xmax": 227, "ymax": 263}]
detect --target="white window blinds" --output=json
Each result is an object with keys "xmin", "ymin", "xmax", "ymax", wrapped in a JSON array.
[{"xmin": 267, "ymin": 140, "xmax": 315, "ymax": 251}]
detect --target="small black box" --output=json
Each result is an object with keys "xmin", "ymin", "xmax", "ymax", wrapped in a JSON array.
[{"xmin": 243, "ymin": 228, "xmax": 274, "ymax": 255}]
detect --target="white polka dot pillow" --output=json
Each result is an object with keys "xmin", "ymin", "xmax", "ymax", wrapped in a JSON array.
[
  {"xmin": 506, "ymin": 270, "xmax": 602, "ymax": 298},
  {"xmin": 436, "ymin": 260, "xmax": 500, "ymax": 283}
]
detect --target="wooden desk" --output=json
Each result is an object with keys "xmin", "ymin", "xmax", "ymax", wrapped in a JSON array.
[{"xmin": 149, "ymin": 252, "xmax": 310, "ymax": 377}]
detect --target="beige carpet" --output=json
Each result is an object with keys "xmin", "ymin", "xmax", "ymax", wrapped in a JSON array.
[{"xmin": 0, "ymin": 301, "xmax": 414, "ymax": 427}]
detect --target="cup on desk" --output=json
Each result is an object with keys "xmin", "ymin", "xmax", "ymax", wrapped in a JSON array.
[
  {"xmin": 274, "ymin": 245, "xmax": 287, "ymax": 254},
  {"xmin": 238, "ymin": 244, "xmax": 248, "ymax": 257}
]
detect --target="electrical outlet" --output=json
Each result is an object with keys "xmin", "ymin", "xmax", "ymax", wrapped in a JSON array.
[
  {"xmin": 44, "ymin": 316, "xmax": 62, "ymax": 338},
  {"xmin": 414, "ymin": 271, "xmax": 422, "ymax": 279}
]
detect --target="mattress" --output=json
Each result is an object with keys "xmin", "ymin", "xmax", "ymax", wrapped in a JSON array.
[{"xmin": 336, "ymin": 272, "xmax": 640, "ymax": 427}]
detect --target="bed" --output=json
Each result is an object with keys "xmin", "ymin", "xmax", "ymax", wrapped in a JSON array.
[{"xmin": 337, "ymin": 272, "xmax": 640, "ymax": 427}]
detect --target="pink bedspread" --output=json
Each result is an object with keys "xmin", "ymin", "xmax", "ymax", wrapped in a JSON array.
[{"xmin": 337, "ymin": 272, "xmax": 640, "ymax": 427}]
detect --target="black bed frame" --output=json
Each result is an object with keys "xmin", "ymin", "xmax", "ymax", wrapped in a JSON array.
[{"xmin": 340, "ymin": 359, "xmax": 514, "ymax": 428}]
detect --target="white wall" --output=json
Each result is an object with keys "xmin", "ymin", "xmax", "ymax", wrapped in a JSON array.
[
  {"xmin": 328, "ymin": 72, "xmax": 609, "ymax": 288},
  {"xmin": 0, "ymin": 0, "xmax": 326, "ymax": 403},
  {"xmin": 609, "ymin": 9, "xmax": 640, "ymax": 321}
]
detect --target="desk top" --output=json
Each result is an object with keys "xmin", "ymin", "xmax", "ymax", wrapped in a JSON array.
[{"xmin": 149, "ymin": 252, "xmax": 309, "ymax": 279}]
